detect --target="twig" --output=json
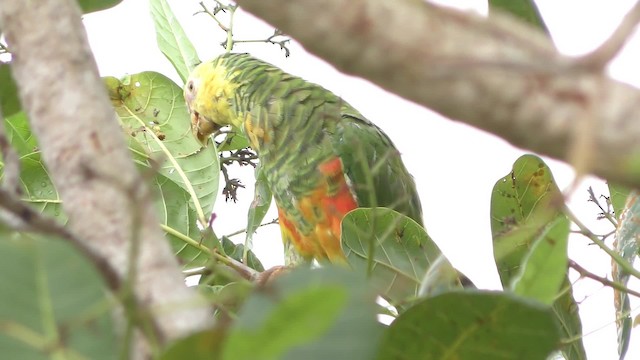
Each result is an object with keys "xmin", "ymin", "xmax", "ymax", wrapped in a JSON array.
[
  {"xmin": 564, "ymin": 205, "xmax": 640, "ymax": 281},
  {"xmin": 587, "ymin": 186, "xmax": 618, "ymax": 227},
  {"xmin": 219, "ymin": 161, "xmax": 245, "ymax": 202},
  {"xmin": 226, "ymin": 217, "xmax": 279, "ymax": 237},
  {"xmin": 575, "ymin": 0, "xmax": 640, "ymax": 70},
  {"xmin": 569, "ymin": 260, "xmax": 640, "ymax": 299},
  {"xmin": 233, "ymin": 30, "xmax": 291, "ymax": 56},
  {"xmin": 196, "ymin": 1, "xmax": 237, "ymax": 51}
]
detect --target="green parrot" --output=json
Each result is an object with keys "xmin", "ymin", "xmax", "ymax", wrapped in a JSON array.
[{"xmin": 184, "ymin": 53, "xmax": 422, "ymax": 263}]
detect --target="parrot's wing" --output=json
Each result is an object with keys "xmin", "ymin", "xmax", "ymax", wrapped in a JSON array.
[{"xmin": 333, "ymin": 105, "xmax": 423, "ymax": 226}]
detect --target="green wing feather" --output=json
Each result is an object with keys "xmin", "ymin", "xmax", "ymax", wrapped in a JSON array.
[{"xmin": 332, "ymin": 105, "xmax": 423, "ymax": 226}]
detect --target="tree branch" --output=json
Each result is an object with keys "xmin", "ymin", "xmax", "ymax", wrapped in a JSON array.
[
  {"xmin": 0, "ymin": 0, "xmax": 212, "ymax": 349},
  {"xmin": 235, "ymin": 0, "xmax": 640, "ymax": 188}
]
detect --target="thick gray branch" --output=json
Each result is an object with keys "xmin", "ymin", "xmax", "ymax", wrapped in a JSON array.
[
  {"xmin": 0, "ymin": 0, "xmax": 212, "ymax": 346},
  {"xmin": 235, "ymin": 0, "xmax": 640, "ymax": 188}
]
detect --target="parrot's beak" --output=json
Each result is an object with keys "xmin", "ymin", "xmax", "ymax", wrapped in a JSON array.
[{"xmin": 190, "ymin": 110, "xmax": 222, "ymax": 145}]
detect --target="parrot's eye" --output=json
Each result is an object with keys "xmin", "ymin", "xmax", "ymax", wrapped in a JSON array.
[{"xmin": 187, "ymin": 81, "xmax": 194, "ymax": 92}]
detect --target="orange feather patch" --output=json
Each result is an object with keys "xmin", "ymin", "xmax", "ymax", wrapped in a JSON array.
[{"xmin": 277, "ymin": 157, "xmax": 358, "ymax": 262}]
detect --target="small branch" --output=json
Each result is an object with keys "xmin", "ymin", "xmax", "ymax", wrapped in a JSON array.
[
  {"xmin": 196, "ymin": 0, "xmax": 237, "ymax": 52},
  {"xmin": 574, "ymin": 0, "xmax": 640, "ymax": 70},
  {"xmin": 569, "ymin": 260, "xmax": 640, "ymax": 299},
  {"xmin": 226, "ymin": 217, "xmax": 278, "ymax": 237},
  {"xmin": 233, "ymin": 29, "xmax": 291, "ymax": 56},
  {"xmin": 219, "ymin": 161, "xmax": 245, "ymax": 202},
  {"xmin": 564, "ymin": 205, "xmax": 640, "ymax": 281},
  {"xmin": 587, "ymin": 186, "xmax": 618, "ymax": 227}
]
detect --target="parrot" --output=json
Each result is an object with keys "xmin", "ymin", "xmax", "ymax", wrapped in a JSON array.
[{"xmin": 184, "ymin": 53, "xmax": 422, "ymax": 263}]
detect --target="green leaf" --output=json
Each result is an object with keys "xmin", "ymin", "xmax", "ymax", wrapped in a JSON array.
[
  {"xmin": 77, "ymin": 0, "xmax": 123, "ymax": 14},
  {"xmin": 0, "ymin": 63, "xmax": 21, "ymax": 118},
  {"xmin": 150, "ymin": 0, "xmax": 200, "ymax": 83},
  {"xmin": 0, "ymin": 235, "xmax": 116, "ymax": 360},
  {"xmin": 376, "ymin": 291, "xmax": 560, "ymax": 360},
  {"xmin": 341, "ymin": 208, "xmax": 444, "ymax": 307},
  {"xmin": 512, "ymin": 215, "xmax": 569, "ymax": 305},
  {"xmin": 491, "ymin": 154, "xmax": 562, "ymax": 276},
  {"xmin": 160, "ymin": 328, "xmax": 226, "ymax": 360},
  {"xmin": 612, "ymin": 191, "xmax": 640, "ymax": 360},
  {"xmin": 223, "ymin": 267, "xmax": 383, "ymax": 360},
  {"xmin": 3, "ymin": 112, "xmax": 37, "ymax": 155},
  {"xmin": 608, "ymin": 183, "xmax": 632, "ymax": 221},
  {"xmin": 489, "ymin": 0, "xmax": 549, "ymax": 35},
  {"xmin": 418, "ymin": 254, "xmax": 467, "ymax": 298},
  {"xmin": 491, "ymin": 154, "xmax": 586, "ymax": 360},
  {"xmin": 19, "ymin": 152, "xmax": 64, "ymax": 220},
  {"xmin": 151, "ymin": 174, "xmax": 208, "ymax": 267},
  {"xmin": 222, "ymin": 236, "xmax": 264, "ymax": 272},
  {"xmin": 106, "ymin": 72, "xmax": 220, "ymax": 227},
  {"xmin": 218, "ymin": 131, "xmax": 251, "ymax": 152},
  {"xmin": 244, "ymin": 165, "xmax": 272, "ymax": 263}
]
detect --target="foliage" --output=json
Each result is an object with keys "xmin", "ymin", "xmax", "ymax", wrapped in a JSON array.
[{"xmin": 0, "ymin": 1, "xmax": 638, "ymax": 359}]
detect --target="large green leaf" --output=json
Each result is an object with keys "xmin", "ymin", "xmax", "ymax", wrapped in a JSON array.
[
  {"xmin": 223, "ymin": 267, "xmax": 383, "ymax": 360},
  {"xmin": 376, "ymin": 291, "xmax": 560, "ymax": 360},
  {"xmin": 149, "ymin": 0, "xmax": 200, "ymax": 83},
  {"xmin": 341, "ymin": 208, "xmax": 443, "ymax": 307},
  {"xmin": 489, "ymin": 0, "xmax": 549, "ymax": 35},
  {"xmin": 0, "ymin": 235, "xmax": 116, "ymax": 359},
  {"xmin": 491, "ymin": 154, "xmax": 586, "ymax": 360},
  {"xmin": 106, "ymin": 72, "xmax": 219, "ymax": 227},
  {"xmin": 612, "ymin": 191, "xmax": 639, "ymax": 360},
  {"xmin": 2, "ymin": 109, "xmax": 215, "ymax": 267}
]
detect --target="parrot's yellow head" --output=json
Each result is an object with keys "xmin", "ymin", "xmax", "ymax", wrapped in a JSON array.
[{"xmin": 184, "ymin": 60, "xmax": 242, "ymax": 144}]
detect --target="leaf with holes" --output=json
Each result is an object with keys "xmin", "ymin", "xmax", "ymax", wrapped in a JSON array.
[
  {"xmin": 491, "ymin": 154, "xmax": 586, "ymax": 360},
  {"xmin": 341, "ymin": 208, "xmax": 443, "ymax": 307},
  {"xmin": 106, "ymin": 72, "xmax": 219, "ymax": 227}
]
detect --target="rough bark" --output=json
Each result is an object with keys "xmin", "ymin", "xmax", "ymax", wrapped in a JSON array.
[
  {"xmin": 235, "ymin": 0, "xmax": 640, "ymax": 188},
  {"xmin": 0, "ymin": 0, "xmax": 212, "ymax": 348}
]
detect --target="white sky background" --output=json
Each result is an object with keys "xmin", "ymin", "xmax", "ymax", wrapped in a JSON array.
[{"xmin": 83, "ymin": 0, "xmax": 640, "ymax": 358}]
